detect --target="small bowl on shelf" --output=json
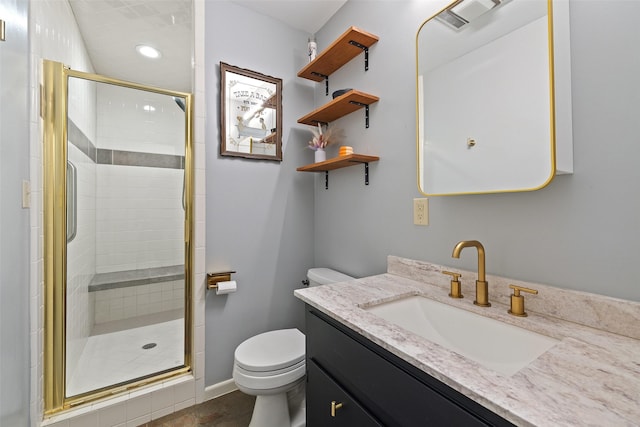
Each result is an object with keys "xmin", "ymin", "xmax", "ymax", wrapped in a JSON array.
[{"xmin": 332, "ymin": 88, "xmax": 353, "ymax": 99}]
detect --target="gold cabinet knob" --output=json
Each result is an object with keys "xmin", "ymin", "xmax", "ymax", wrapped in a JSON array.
[
  {"xmin": 508, "ymin": 284, "xmax": 538, "ymax": 317},
  {"xmin": 331, "ymin": 401, "xmax": 343, "ymax": 417},
  {"xmin": 443, "ymin": 270, "xmax": 463, "ymax": 299}
]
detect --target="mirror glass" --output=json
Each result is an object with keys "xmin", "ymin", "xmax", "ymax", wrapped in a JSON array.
[
  {"xmin": 417, "ymin": 0, "xmax": 555, "ymax": 195},
  {"xmin": 65, "ymin": 75, "xmax": 189, "ymax": 397},
  {"xmin": 220, "ymin": 62, "xmax": 283, "ymax": 161}
]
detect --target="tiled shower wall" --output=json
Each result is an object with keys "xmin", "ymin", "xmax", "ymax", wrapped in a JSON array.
[
  {"xmin": 66, "ymin": 63, "xmax": 99, "ymax": 390},
  {"xmin": 93, "ymin": 280, "xmax": 184, "ymax": 324},
  {"xmin": 95, "ymin": 85, "xmax": 185, "ymax": 274},
  {"xmin": 95, "ymin": 165, "xmax": 184, "ymax": 274},
  {"xmin": 96, "ymin": 84, "xmax": 184, "ymax": 156},
  {"xmin": 30, "ymin": 0, "xmax": 96, "ymax": 421},
  {"xmin": 65, "ymin": 142, "xmax": 96, "ymax": 386}
]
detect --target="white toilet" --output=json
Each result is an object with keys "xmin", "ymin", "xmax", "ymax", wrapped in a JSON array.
[{"xmin": 233, "ymin": 268, "xmax": 354, "ymax": 427}]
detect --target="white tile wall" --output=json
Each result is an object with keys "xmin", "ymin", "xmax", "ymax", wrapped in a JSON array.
[
  {"xmin": 66, "ymin": 143, "xmax": 97, "ymax": 384},
  {"xmin": 42, "ymin": 377, "xmax": 195, "ymax": 427},
  {"xmin": 30, "ymin": 0, "xmax": 205, "ymax": 425},
  {"xmin": 93, "ymin": 280, "xmax": 184, "ymax": 324},
  {"xmin": 97, "ymin": 84, "xmax": 185, "ymax": 156},
  {"xmin": 95, "ymin": 165, "xmax": 184, "ymax": 274},
  {"xmin": 68, "ymin": 72, "xmax": 98, "ymax": 143},
  {"xmin": 96, "ymin": 401, "xmax": 126, "ymax": 427},
  {"xmin": 30, "ymin": 0, "xmax": 95, "ymax": 423},
  {"xmin": 93, "ymin": 70, "xmax": 185, "ymax": 275}
]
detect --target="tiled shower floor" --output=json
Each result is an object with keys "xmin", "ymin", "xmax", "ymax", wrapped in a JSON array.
[{"xmin": 67, "ymin": 312, "xmax": 184, "ymax": 396}]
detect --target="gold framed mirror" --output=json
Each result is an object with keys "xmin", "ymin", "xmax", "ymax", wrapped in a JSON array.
[
  {"xmin": 417, "ymin": 0, "xmax": 558, "ymax": 195},
  {"xmin": 43, "ymin": 60, "xmax": 193, "ymax": 414},
  {"xmin": 220, "ymin": 62, "xmax": 283, "ymax": 161}
]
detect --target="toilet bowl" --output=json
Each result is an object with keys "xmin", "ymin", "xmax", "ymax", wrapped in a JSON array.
[{"xmin": 232, "ymin": 268, "xmax": 354, "ymax": 427}]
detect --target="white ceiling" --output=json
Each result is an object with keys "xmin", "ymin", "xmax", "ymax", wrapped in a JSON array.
[
  {"xmin": 230, "ymin": 0, "xmax": 348, "ymax": 34},
  {"xmin": 68, "ymin": 0, "xmax": 348, "ymax": 92},
  {"xmin": 68, "ymin": 0, "xmax": 193, "ymax": 92}
]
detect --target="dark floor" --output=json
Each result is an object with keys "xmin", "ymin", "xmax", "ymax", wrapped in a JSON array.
[{"xmin": 142, "ymin": 391, "xmax": 256, "ymax": 427}]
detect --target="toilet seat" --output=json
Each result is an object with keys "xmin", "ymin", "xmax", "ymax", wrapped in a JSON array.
[
  {"xmin": 234, "ymin": 358, "xmax": 305, "ymax": 378},
  {"xmin": 234, "ymin": 328, "xmax": 305, "ymax": 372},
  {"xmin": 233, "ymin": 362, "xmax": 306, "ymax": 393}
]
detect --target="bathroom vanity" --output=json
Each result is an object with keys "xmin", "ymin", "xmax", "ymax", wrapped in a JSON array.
[
  {"xmin": 295, "ymin": 256, "xmax": 640, "ymax": 426},
  {"xmin": 306, "ymin": 307, "xmax": 513, "ymax": 426}
]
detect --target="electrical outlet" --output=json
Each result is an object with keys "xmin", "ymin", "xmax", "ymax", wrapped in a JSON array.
[{"xmin": 413, "ymin": 198, "xmax": 429, "ymax": 226}]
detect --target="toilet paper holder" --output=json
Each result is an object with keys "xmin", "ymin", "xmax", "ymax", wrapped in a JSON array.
[{"xmin": 207, "ymin": 271, "xmax": 236, "ymax": 290}]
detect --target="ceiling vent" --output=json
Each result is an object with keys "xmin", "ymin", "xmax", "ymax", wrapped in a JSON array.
[{"xmin": 436, "ymin": 0, "xmax": 502, "ymax": 30}]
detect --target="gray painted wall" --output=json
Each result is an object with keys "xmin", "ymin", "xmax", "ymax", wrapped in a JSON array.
[
  {"xmin": 313, "ymin": 0, "xmax": 640, "ymax": 302},
  {"xmin": 0, "ymin": 0, "xmax": 31, "ymax": 424},
  {"xmin": 203, "ymin": 0, "xmax": 640, "ymax": 387},
  {"xmin": 204, "ymin": 1, "xmax": 316, "ymax": 384}
]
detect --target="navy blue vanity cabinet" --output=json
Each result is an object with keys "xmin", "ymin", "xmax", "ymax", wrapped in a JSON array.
[
  {"xmin": 306, "ymin": 306, "xmax": 515, "ymax": 427},
  {"xmin": 307, "ymin": 361, "xmax": 383, "ymax": 425}
]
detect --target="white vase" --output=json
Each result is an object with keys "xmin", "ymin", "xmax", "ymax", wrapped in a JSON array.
[{"xmin": 314, "ymin": 148, "xmax": 326, "ymax": 163}]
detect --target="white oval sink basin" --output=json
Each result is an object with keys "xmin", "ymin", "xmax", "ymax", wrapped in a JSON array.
[{"xmin": 365, "ymin": 296, "xmax": 558, "ymax": 376}]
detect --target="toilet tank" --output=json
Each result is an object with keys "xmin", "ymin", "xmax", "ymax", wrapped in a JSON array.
[{"xmin": 306, "ymin": 268, "xmax": 354, "ymax": 287}]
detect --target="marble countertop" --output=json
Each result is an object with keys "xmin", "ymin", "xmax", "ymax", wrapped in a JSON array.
[{"xmin": 294, "ymin": 256, "xmax": 640, "ymax": 426}]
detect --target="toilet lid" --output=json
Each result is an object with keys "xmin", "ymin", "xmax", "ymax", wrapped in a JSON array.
[{"xmin": 235, "ymin": 328, "xmax": 305, "ymax": 372}]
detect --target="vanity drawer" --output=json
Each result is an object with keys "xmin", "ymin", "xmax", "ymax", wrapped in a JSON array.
[
  {"xmin": 307, "ymin": 360, "xmax": 383, "ymax": 426},
  {"xmin": 306, "ymin": 308, "xmax": 513, "ymax": 427}
]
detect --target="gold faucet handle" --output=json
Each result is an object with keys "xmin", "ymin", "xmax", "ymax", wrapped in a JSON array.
[
  {"xmin": 443, "ymin": 270, "xmax": 461, "ymax": 280},
  {"xmin": 509, "ymin": 284, "xmax": 538, "ymax": 296},
  {"xmin": 442, "ymin": 271, "xmax": 463, "ymax": 299},
  {"xmin": 508, "ymin": 284, "xmax": 538, "ymax": 317}
]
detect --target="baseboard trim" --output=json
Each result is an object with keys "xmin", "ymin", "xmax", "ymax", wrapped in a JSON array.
[{"xmin": 204, "ymin": 378, "xmax": 238, "ymax": 401}]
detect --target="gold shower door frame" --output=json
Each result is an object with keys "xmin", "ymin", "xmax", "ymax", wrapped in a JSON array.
[{"xmin": 42, "ymin": 60, "xmax": 193, "ymax": 415}]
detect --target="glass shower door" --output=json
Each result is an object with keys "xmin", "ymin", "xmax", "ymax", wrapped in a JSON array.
[{"xmin": 43, "ymin": 61, "xmax": 192, "ymax": 412}]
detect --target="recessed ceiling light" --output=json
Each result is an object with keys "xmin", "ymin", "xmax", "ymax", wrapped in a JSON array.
[
  {"xmin": 143, "ymin": 105, "xmax": 156, "ymax": 112},
  {"xmin": 136, "ymin": 44, "xmax": 161, "ymax": 59}
]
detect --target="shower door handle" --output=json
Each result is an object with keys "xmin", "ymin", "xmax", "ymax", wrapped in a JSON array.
[
  {"xmin": 67, "ymin": 160, "xmax": 77, "ymax": 243},
  {"xmin": 182, "ymin": 173, "xmax": 186, "ymax": 211}
]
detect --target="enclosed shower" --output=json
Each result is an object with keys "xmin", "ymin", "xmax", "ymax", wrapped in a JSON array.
[{"xmin": 43, "ymin": 61, "xmax": 192, "ymax": 413}]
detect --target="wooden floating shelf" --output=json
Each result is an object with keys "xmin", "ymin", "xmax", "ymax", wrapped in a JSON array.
[
  {"xmin": 298, "ymin": 154, "xmax": 379, "ymax": 189},
  {"xmin": 295, "ymin": 26, "xmax": 381, "ymax": 187},
  {"xmin": 298, "ymin": 27, "xmax": 379, "ymax": 82},
  {"xmin": 297, "ymin": 90, "xmax": 379, "ymax": 126},
  {"xmin": 297, "ymin": 154, "xmax": 379, "ymax": 172}
]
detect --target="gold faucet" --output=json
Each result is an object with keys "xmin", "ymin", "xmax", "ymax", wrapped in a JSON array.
[
  {"xmin": 452, "ymin": 240, "xmax": 491, "ymax": 307},
  {"xmin": 442, "ymin": 271, "xmax": 463, "ymax": 298},
  {"xmin": 508, "ymin": 284, "xmax": 538, "ymax": 317}
]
